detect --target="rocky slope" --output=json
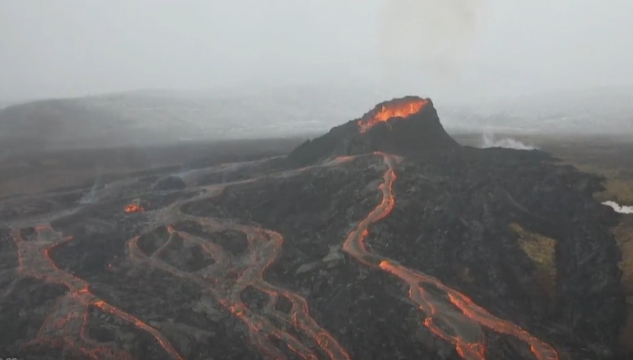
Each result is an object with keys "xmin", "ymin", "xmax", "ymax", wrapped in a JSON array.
[
  {"xmin": 288, "ymin": 96, "xmax": 459, "ymax": 166},
  {"xmin": 0, "ymin": 96, "xmax": 627, "ymax": 360}
]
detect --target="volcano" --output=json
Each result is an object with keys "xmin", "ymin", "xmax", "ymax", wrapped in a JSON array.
[
  {"xmin": 0, "ymin": 96, "xmax": 628, "ymax": 360},
  {"xmin": 288, "ymin": 96, "xmax": 459, "ymax": 166}
]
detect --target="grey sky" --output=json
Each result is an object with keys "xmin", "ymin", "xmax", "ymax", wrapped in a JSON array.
[{"xmin": 1, "ymin": 0, "xmax": 632, "ymax": 103}]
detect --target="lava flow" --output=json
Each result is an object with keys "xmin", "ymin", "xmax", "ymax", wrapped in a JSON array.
[
  {"xmin": 342, "ymin": 152, "xmax": 559, "ymax": 360},
  {"xmin": 126, "ymin": 198, "xmax": 351, "ymax": 359},
  {"xmin": 10, "ymin": 224, "xmax": 183, "ymax": 360},
  {"xmin": 357, "ymin": 98, "xmax": 428, "ymax": 133},
  {"xmin": 125, "ymin": 203, "xmax": 144, "ymax": 213},
  {"xmin": 3, "ymin": 149, "xmax": 560, "ymax": 359}
]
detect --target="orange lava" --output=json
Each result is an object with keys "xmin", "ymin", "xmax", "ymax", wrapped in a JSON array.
[
  {"xmin": 127, "ymin": 216, "xmax": 351, "ymax": 360},
  {"xmin": 4, "ymin": 155, "xmax": 355, "ymax": 360},
  {"xmin": 11, "ymin": 224, "xmax": 183, "ymax": 360},
  {"xmin": 124, "ymin": 203, "xmax": 144, "ymax": 213},
  {"xmin": 342, "ymin": 152, "xmax": 559, "ymax": 360},
  {"xmin": 6, "ymin": 153, "xmax": 559, "ymax": 360},
  {"xmin": 357, "ymin": 98, "xmax": 428, "ymax": 133}
]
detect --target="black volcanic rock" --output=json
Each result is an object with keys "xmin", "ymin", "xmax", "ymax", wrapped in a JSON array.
[
  {"xmin": 0, "ymin": 97, "xmax": 628, "ymax": 360},
  {"xmin": 153, "ymin": 176, "xmax": 186, "ymax": 191},
  {"xmin": 288, "ymin": 96, "xmax": 460, "ymax": 166}
]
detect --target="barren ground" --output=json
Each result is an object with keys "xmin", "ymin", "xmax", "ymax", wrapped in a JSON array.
[
  {"xmin": 0, "ymin": 138, "xmax": 304, "ymax": 199},
  {"xmin": 0, "ymin": 133, "xmax": 631, "ymax": 358},
  {"xmin": 455, "ymin": 133, "xmax": 633, "ymax": 350}
]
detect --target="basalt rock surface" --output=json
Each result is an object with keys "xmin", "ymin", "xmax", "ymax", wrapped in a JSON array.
[{"xmin": 0, "ymin": 97, "xmax": 627, "ymax": 360}]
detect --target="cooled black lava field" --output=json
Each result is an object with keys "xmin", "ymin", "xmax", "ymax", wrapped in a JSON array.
[{"xmin": 0, "ymin": 97, "xmax": 627, "ymax": 360}]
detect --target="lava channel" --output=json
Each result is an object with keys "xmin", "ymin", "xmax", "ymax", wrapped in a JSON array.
[
  {"xmin": 10, "ymin": 224, "xmax": 183, "ymax": 360},
  {"xmin": 342, "ymin": 152, "xmax": 559, "ymax": 360},
  {"xmin": 127, "ymin": 214, "xmax": 350, "ymax": 360}
]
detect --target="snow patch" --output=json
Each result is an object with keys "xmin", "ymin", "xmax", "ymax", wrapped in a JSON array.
[{"xmin": 602, "ymin": 201, "xmax": 633, "ymax": 214}]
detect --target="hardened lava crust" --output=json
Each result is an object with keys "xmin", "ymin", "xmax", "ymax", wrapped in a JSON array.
[{"xmin": 0, "ymin": 97, "xmax": 627, "ymax": 360}]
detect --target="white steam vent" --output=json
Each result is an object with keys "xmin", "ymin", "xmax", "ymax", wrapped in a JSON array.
[{"xmin": 480, "ymin": 128, "xmax": 536, "ymax": 150}]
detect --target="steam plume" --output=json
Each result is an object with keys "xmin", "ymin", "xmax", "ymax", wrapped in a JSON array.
[
  {"xmin": 481, "ymin": 129, "xmax": 536, "ymax": 150},
  {"xmin": 79, "ymin": 170, "xmax": 103, "ymax": 204},
  {"xmin": 378, "ymin": 0, "xmax": 488, "ymax": 85}
]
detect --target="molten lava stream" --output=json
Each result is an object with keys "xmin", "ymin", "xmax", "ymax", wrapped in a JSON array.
[
  {"xmin": 249, "ymin": 229, "xmax": 351, "ymax": 360},
  {"xmin": 10, "ymin": 224, "xmax": 183, "ymax": 360},
  {"xmin": 128, "ymin": 218, "xmax": 350, "ymax": 360},
  {"xmin": 342, "ymin": 152, "xmax": 559, "ymax": 360}
]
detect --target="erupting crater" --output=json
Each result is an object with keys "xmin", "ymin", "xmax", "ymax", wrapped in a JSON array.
[
  {"xmin": 356, "ymin": 97, "xmax": 429, "ymax": 133},
  {"xmin": 288, "ymin": 96, "xmax": 459, "ymax": 167}
]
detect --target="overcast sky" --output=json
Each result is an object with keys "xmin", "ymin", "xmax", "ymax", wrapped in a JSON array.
[{"xmin": 1, "ymin": 0, "xmax": 632, "ymax": 103}]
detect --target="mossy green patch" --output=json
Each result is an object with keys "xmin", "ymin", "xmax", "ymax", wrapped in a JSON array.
[{"xmin": 510, "ymin": 223, "xmax": 557, "ymax": 299}]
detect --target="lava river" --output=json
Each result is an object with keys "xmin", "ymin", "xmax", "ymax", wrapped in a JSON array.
[
  {"xmin": 127, "ymin": 219, "xmax": 351, "ymax": 360},
  {"xmin": 10, "ymin": 224, "xmax": 182, "ymax": 360},
  {"xmin": 342, "ymin": 152, "xmax": 559, "ymax": 360},
  {"xmin": 123, "ymin": 158, "xmax": 355, "ymax": 360},
  {"xmin": 6, "ymin": 157, "xmax": 354, "ymax": 360},
  {"xmin": 5, "ymin": 152, "xmax": 560, "ymax": 360}
]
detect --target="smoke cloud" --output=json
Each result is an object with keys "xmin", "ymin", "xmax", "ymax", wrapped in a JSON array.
[{"xmin": 378, "ymin": 0, "xmax": 487, "ymax": 86}]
